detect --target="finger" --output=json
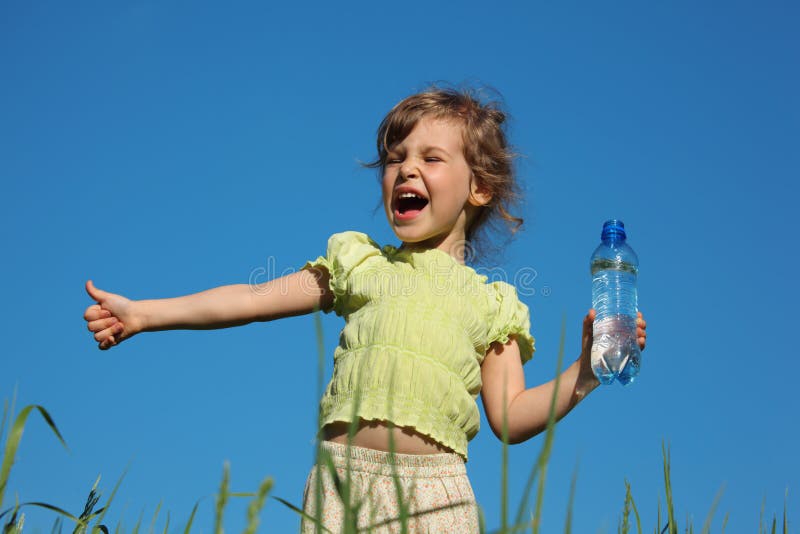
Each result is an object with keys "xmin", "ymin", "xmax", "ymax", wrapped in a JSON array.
[
  {"xmin": 94, "ymin": 322, "xmax": 124, "ymax": 343},
  {"xmin": 84, "ymin": 304, "xmax": 112, "ymax": 321},
  {"xmin": 638, "ymin": 336, "xmax": 646, "ymax": 350},
  {"xmin": 88, "ymin": 317, "xmax": 118, "ymax": 332},
  {"xmin": 86, "ymin": 280, "xmax": 110, "ymax": 303},
  {"xmin": 581, "ymin": 310, "xmax": 596, "ymax": 354},
  {"xmin": 637, "ymin": 318, "xmax": 647, "ymax": 329},
  {"xmin": 100, "ymin": 335, "xmax": 115, "ymax": 350}
]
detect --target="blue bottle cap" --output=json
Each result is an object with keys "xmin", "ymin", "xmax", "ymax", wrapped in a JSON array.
[{"xmin": 601, "ymin": 219, "xmax": 627, "ymax": 241}]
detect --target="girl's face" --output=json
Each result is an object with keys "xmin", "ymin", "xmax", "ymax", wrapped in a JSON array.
[{"xmin": 382, "ymin": 117, "xmax": 490, "ymax": 262}]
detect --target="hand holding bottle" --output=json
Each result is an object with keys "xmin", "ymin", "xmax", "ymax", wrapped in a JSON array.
[{"xmin": 579, "ymin": 308, "xmax": 648, "ymax": 388}]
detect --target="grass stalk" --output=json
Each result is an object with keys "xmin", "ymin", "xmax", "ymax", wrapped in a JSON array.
[
  {"xmin": 91, "ymin": 467, "xmax": 128, "ymax": 534},
  {"xmin": 509, "ymin": 318, "xmax": 567, "ymax": 534},
  {"xmin": 621, "ymin": 481, "xmax": 632, "ymax": 534},
  {"xmin": 0, "ymin": 405, "xmax": 68, "ymax": 510},
  {"xmin": 530, "ymin": 315, "xmax": 567, "ymax": 534},
  {"xmin": 563, "ymin": 463, "xmax": 578, "ymax": 534},
  {"xmin": 182, "ymin": 501, "xmax": 200, "ymax": 534},
  {"xmin": 662, "ymin": 443, "xmax": 677, "ymax": 534},
  {"xmin": 214, "ymin": 464, "xmax": 229, "ymax": 534},
  {"xmin": 314, "ymin": 311, "xmax": 326, "ymax": 534},
  {"xmin": 783, "ymin": 488, "xmax": 788, "ymax": 534},
  {"xmin": 147, "ymin": 502, "xmax": 162, "ymax": 534},
  {"xmin": 699, "ymin": 483, "xmax": 724, "ymax": 534},
  {"xmin": 500, "ymin": 373, "xmax": 509, "ymax": 533},
  {"xmin": 243, "ymin": 477, "xmax": 273, "ymax": 534},
  {"xmin": 131, "ymin": 509, "xmax": 144, "ymax": 534}
]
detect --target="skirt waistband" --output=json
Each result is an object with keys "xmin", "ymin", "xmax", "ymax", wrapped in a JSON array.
[{"xmin": 318, "ymin": 441, "xmax": 466, "ymax": 478}]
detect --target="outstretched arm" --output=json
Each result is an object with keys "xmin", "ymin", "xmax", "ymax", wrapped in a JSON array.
[
  {"xmin": 480, "ymin": 310, "xmax": 647, "ymax": 443},
  {"xmin": 84, "ymin": 267, "xmax": 332, "ymax": 350}
]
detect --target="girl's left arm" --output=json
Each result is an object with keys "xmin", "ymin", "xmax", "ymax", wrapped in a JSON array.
[{"xmin": 480, "ymin": 310, "xmax": 647, "ymax": 444}]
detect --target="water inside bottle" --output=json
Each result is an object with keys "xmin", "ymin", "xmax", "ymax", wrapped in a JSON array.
[
  {"xmin": 591, "ymin": 258, "xmax": 640, "ymax": 384},
  {"xmin": 591, "ymin": 315, "xmax": 641, "ymax": 385},
  {"xmin": 591, "ymin": 263, "xmax": 638, "ymax": 319}
]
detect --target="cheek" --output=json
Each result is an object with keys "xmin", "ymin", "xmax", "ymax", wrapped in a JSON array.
[
  {"xmin": 381, "ymin": 180, "xmax": 395, "ymax": 213},
  {"xmin": 381, "ymin": 174, "xmax": 393, "ymax": 199}
]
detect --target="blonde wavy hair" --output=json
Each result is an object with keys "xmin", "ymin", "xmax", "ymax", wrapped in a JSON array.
[{"xmin": 367, "ymin": 86, "xmax": 524, "ymax": 262}]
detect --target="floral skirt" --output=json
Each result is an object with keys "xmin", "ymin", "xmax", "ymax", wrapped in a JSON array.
[{"xmin": 301, "ymin": 441, "xmax": 479, "ymax": 533}]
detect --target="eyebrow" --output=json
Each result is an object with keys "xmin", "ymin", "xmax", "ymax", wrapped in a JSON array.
[
  {"xmin": 386, "ymin": 143, "xmax": 453, "ymax": 157},
  {"xmin": 420, "ymin": 145, "xmax": 452, "ymax": 156}
]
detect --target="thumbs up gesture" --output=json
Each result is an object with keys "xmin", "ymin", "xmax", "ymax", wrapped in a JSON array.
[{"xmin": 84, "ymin": 280, "xmax": 143, "ymax": 350}]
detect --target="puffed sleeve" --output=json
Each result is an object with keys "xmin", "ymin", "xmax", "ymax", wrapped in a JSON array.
[
  {"xmin": 486, "ymin": 281, "xmax": 536, "ymax": 364},
  {"xmin": 300, "ymin": 231, "xmax": 382, "ymax": 316}
]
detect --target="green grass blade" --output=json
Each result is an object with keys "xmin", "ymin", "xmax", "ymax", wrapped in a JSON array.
[
  {"xmin": 563, "ymin": 463, "xmax": 578, "ymax": 534},
  {"xmin": 113, "ymin": 509, "xmax": 124, "ymax": 534},
  {"xmin": 131, "ymin": 509, "xmax": 144, "ymax": 534},
  {"xmin": 621, "ymin": 479, "xmax": 641, "ymax": 534},
  {"xmin": 314, "ymin": 311, "xmax": 326, "ymax": 534},
  {"xmin": 1, "ymin": 502, "xmax": 80, "ymax": 523},
  {"xmin": 699, "ymin": 483, "xmax": 724, "ymax": 534},
  {"xmin": 629, "ymin": 484, "xmax": 642, "ymax": 534},
  {"xmin": 161, "ymin": 513, "xmax": 170, "ymax": 534},
  {"xmin": 621, "ymin": 481, "xmax": 632, "ymax": 534},
  {"xmin": 92, "ymin": 467, "xmax": 128, "ymax": 534},
  {"xmin": 0, "ymin": 405, "xmax": 68, "ymax": 509},
  {"xmin": 182, "ymin": 500, "xmax": 200, "ymax": 534},
  {"xmin": 0, "ymin": 400, "xmax": 9, "ymax": 460},
  {"xmin": 214, "ymin": 463, "xmax": 229, "ymax": 534},
  {"xmin": 74, "ymin": 478, "xmax": 101, "ymax": 534},
  {"xmin": 662, "ymin": 442, "xmax": 677, "ymax": 534},
  {"xmin": 783, "ymin": 488, "xmax": 788, "ymax": 534},
  {"xmin": 513, "ymin": 461, "xmax": 540, "ymax": 530},
  {"xmin": 343, "ymin": 385, "xmax": 365, "ymax": 534},
  {"xmin": 721, "ymin": 511, "xmax": 729, "ymax": 533},
  {"xmin": 510, "ymin": 319, "xmax": 569, "ymax": 532},
  {"xmin": 656, "ymin": 499, "xmax": 661, "ymax": 534},
  {"xmin": 148, "ymin": 501, "xmax": 162, "ymax": 534},
  {"xmin": 501, "ymin": 373, "xmax": 509, "ymax": 533},
  {"xmin": 272, "ymin": 496, "xmax": 333, "ymax": 534},
  {"xmin": 359, "ymin": 500, "xmax": 475, "ymax": 532},
  {"xmin": 243, "ymin": 477, "xmax": 273, "ymax": 534},
  {"xmin": 531, "ymin": 315, "xmax": 567, "ymax": 534}
]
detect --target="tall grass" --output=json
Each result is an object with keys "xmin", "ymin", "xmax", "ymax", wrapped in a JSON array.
[{"xmin": 1, "ymin": 315, "xmax": 793, "ymax": 532}]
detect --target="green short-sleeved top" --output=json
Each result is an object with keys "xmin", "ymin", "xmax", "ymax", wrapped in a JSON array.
[{"xmin": 301, "ymin": 231, "xmax": 535, "ymax": 460}]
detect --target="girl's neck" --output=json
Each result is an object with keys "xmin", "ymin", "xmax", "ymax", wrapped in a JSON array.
[{"xmin": 398, "ymin": 236, "xmax": 467, "ymax": 265}]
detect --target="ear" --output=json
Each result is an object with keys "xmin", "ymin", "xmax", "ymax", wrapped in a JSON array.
[{"xmin": 468, "ymin": 179, "xmax": 493, "ymax": 207}]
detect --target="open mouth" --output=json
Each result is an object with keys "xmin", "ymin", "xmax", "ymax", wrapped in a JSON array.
[{"xmin": 395, "ymin": 192, "xmax": 429, "ymax": 218}]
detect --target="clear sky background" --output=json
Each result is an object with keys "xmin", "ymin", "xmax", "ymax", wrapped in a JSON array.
[{"xmin": 1, "ymin": 1, "xmax": 798, "ymax": 532}]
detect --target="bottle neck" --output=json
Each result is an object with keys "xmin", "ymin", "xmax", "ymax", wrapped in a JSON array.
[{"xmin": 601, "ymin": 236, "xmax": 626, "ymax": 246}]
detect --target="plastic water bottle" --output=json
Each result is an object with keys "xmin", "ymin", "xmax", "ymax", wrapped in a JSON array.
[{"xmin": 590, "ymin": 220, "xmax": 640, "ymax": 385}]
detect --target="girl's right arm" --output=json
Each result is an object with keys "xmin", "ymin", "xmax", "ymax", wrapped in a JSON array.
[{"xmin": 84, "ymin": 268, "xmax": 332, "ymax": 350}]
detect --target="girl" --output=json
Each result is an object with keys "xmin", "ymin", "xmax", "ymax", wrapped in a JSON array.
[{"xmin": 84, "ymin": 88, "xmax": 647, "ymax": 532}]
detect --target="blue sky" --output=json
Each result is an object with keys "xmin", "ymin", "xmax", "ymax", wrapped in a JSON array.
[{"xmin": 1, "ymin": 1, "xmax": 798, "ymax": 532}]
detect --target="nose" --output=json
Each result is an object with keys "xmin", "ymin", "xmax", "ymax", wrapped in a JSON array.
[{"xmin": 399, "ymin": 158, "xmax": 419, "ymax": 180}]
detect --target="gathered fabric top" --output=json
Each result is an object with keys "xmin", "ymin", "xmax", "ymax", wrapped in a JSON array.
[{"xmin": 301, "ymin": 231, "xmax": 535, "ymax": 460}]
